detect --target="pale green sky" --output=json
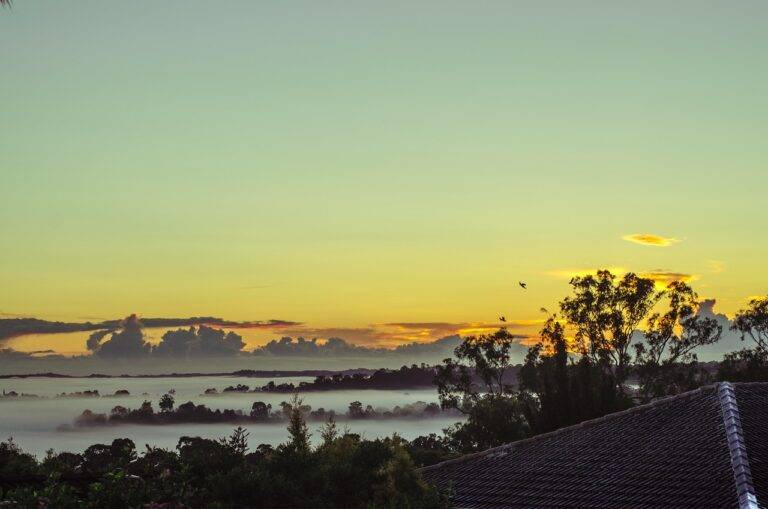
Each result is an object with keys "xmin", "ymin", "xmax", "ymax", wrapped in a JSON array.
[{"xmin": 1, "ymin": 0, "xmax": 766, "ymax": 346}]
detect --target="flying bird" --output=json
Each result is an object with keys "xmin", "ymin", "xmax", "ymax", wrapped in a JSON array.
[
  {"xmin": 499, "ymin": 316, "xmax": 506, "ymax": 322},
  {"xmin": 519, "ymin": 281, "xmax": 527, "ymax": 289}
]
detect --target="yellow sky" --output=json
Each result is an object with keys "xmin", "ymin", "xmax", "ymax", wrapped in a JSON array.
[{"xmin": 1, "ymin": 2, "xmax": 767, "ymax": 354}]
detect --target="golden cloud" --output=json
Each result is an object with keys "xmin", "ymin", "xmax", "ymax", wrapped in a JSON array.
[
  {"xmin": 640, "ymin": 270, "xmax": 697, "ymax": 288},
  {"xmin": 272, "ymin": 320, "xmax": 543, "ymax": 348},
  {"xmin": 622, "ymin": 233, "xmax": 680, "ymax": 247}
]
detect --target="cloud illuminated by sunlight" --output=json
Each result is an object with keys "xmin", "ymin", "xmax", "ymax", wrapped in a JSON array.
[
  {"xmin": 546, "ymin": 267, "xmax": 698, "ymax": 290},
  {"xmin": 639, "ymin": 270, "xmax": 697, "ymax": 288},
  {"xmin": 622, "ymin": 233, "xmax": 680, "ymax": 247},
  {"xmin": 274, "ymin": 320, "xmax": 544, "ymax": 348}
]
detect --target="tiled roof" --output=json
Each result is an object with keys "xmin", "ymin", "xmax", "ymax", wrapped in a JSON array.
[{"xmin": 422, "ymin": 382, "xmax": 768, "ymax": 509}]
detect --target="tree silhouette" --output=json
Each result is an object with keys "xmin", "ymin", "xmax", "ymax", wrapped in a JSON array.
[
  {"xmin": 634, "ymin": 281, "xmax": 721, "ymax": 401},
  {"xmin": 732, "ymin": 296, "xmax": 768, "ymax": 350},
  {"xmin": 435, "ymin": 328, "xmax": 530, "ymax": 451},
  {"xmin": 559, "ymin": 270, "xmax": 661, "ymax": 392},
  {"xmin": 158, "ymin": 393, "xmax": 175, "ymax": 412},
  {"xmin": 285, "ymin": 394, "xmax": 310, "ymax": 454}
]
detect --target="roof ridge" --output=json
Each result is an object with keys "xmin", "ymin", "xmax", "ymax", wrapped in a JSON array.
[
  {"xmin": 421, "ymin": 383, "xmax": 720, "ymax": 473},
  {"xmin": 718, "ymin": 382, "xmax": 760, "ymax": 509},
  {"xmin": 729, "ymin": 381, "xmax": 768, "ymax": 388}
]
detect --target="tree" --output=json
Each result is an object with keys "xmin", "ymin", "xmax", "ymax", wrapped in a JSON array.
[
  {"xmin": 518, "ymin": 315, "xmax": 631, "ymax": 434},
  {"xmin": 286, "ymin": 394, "xmax": 310, "ymax": 453},
  {"xmin": 138, "ymin": 400, "xmax": 154, "ymax": 417},
  {"xmin": 250, "ymin": 401, "xmax": 272, "ymax": 420},
  {"xmin": 719, "ymin": 348, "xmax": 768, "ymax": 382},
  {"xmin": 372, "ymin": 438, "xmax": 448, "ymax": 508},
  {"xmin": 158, "ymin": 393, "xmax": 175, "ymax": 412},
  {"xmin": 732, "ymin": 296, "xmax": 768, "ymax": 350},
  {"xmin": 319, "ymin": 416, "xmax": 338, "ymax": 446},
  {"xmin": 559, "ymin": 270, "xmax": 662, "ymax": 392},
  {"xmin": 110, "ymin": 405, "xmax": 128, "ymax": 419},
  {"xmin": 436, "ymin": 328, "xmax": 530, "ymax": 452},
  {"xmin": 519, "ymin": 317, "xmax": 574, "ymax": 432},
  {"xmin": 633, "ymin": 281, "xmax": 721, "ymax": 401},
  {"xmin": 347, "ymin": 400, "xmax": 365, "ymax": 419},
  {"xmin": 222, "ymin": 426, "xmax": 249, "ymax": 455}
]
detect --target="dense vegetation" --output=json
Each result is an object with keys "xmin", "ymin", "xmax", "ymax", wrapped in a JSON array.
[
  {"xmin": 263, "ymin": 365, "xmax": 439, "ymax": 392},
  {"xmin": 0, "ymin": 410, "xmax": 449, "ymax": 508},
  {"xmin": 435, "ymin": 275, "xmax": 768, "ymax": 452}
]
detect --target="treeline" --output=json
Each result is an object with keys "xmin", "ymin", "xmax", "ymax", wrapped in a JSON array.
[
  {"xmin": 1, "ymin": 389, "xmax": 134, "ymax": 400},
  {"xmin": 276, "ymin": 365, "xmax": 438, "ymax": 391},
  {"xmin": 434, "ymin": 273, "xmax": 768, "ymax": 452},
  {"xmin": 1, "ymin": 406, "xmax": 450, "ymax": 509},
  {"xmin": 71, "ymin": 396, "xmax": 452, "ymax": 428},
  {"xmin": 203, "ymin": 364, "xmax": 518, "ymax": 395}
]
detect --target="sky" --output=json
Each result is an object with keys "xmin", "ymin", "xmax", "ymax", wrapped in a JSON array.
[{"xmin": 1, "ymin": 0, "xmax": 767, "ymax": 352}]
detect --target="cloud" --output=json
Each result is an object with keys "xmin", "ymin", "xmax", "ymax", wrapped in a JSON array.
[
  {"xmin": 639, "ymin": 270, "xmax": 696, "ymax": 287},
  {"xmin": 218, "ymin": 319, "xmax": 300, "ymax": 330},
  {"xmin": 0, "ymin": 316, "xmax": 300, "ymax": 342},
  {"xmin": 622, "ymin": 233, "xmax": 680, "ymax": 247},
  {"xmin": 154, "ymin": 325, "xmax": 246, "ymax": 358},
  {"xmin": 0, "ymin": 312, "xmax": 36, "ymax": 318},
  {"xmin": 253, "ymin": 333, "xmax": 531, "ymax": 360},
  {"xmin": 275, "ymin": 320, "xmax": 540, "ymax": 348},
  {"xmin": 85, "ymin": 316, "xmax": 250, "ymax": 359},
  {"xmin": 87, "ymin": 315, "xmax": 151, "ymax": 359},
  {"xmin": 0, "ymin": 318, "xmax": 106, "ymax": 341},
  {"xmin": 0, "ymin": 348, "xmax": 64, "ymax": 360},
  {"xmin": 546, "ymin": 267, "xmax": 696, "ymax": 289},
  {"xmin": 693, "ymin": 299, "xmax": 750, "ymax": 359},
  {"xmin": 253, "ymin": 336, "xmax": 382, "ymax": 357}
]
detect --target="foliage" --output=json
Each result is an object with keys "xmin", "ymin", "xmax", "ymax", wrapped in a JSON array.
[
  {"xmin": 519, "ymin": 317, "xmax": 632, "ymax": 434},
  {"xmin": 732, "ymin": 296, "xmax": 768, "ymax": 350},
  {"xmin": 436, "ymin": 328, "xmax": 530, "ymax": 452},
  {"xmin": 159, "ymin": 393, "xmax": 175, "ymax": 412},
  {"xmin": 0, "ymin": 422, "xmax": 449, "ymax": 509},
  {"xmin": 633, "ymin": 281, "xmax": 721, "ymax": 402},
  {"xmin": 559, "ymin": 270, "xmax": 662, "ymax": 390},
  {"xmin": 718, "ymin": 348, "xmax": 768, "ymax": 382}
]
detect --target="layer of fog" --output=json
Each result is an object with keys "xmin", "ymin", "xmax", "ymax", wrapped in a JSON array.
[{"xmin": 0, "ymin": 377, "xmax": 457, "ymax": 458}]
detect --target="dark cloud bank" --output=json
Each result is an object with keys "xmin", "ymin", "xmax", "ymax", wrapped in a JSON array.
[
  {"xmin": 0, "ymin": 316, "xmax": 299, "ymax": 341},
  {"xmin": 86, "ymin": 315, "xmax": 248, "ymax": 359},
  {"xmin": 83, "ymin": 315, "xmax": 488, "ymax": 360}
]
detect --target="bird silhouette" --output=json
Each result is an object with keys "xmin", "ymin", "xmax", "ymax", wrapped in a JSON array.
[
  {"xmin": 519, "ymin": 281, "xmax": 527, "ymax": 289},
  {"xmin": 499, "ymin": 316, "xmax": 506, "ymax": 322}
]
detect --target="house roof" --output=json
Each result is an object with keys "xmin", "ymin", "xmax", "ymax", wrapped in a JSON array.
[{"xmin": 422, "ymin": 382, "xmax": 768, "ymax": 509}]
